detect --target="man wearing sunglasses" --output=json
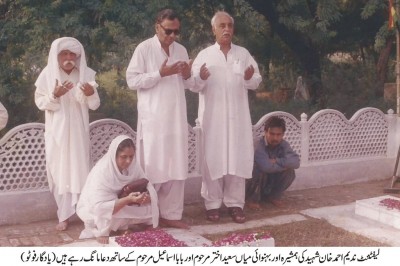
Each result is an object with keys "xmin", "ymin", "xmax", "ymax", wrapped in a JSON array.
[
  {"xmin": 191, "ymin": 11, "xmax": 262, "ymax": 224},
  {"xmin": 126, "ymin": 9, "xmax": 193, "ymax": 229}
]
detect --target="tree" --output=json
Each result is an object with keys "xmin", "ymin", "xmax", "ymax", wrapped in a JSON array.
[
  {"xmin": 360, "ymin": 0, "xmax": 394, "ymax": 97},
  {"xmin": 241, "ymin": 0, "xmax": 390, "ymax": 106},
  {"xmin": 0, "ymin": 0, "xmax": 167, "ymax": 130},
  {"xmin": 0, "ymin": 0, "xmax": 262, "ymax": 129},
  {"xmin": 0, "ymin": 0, "xmax": 393, "ymax": 131}
]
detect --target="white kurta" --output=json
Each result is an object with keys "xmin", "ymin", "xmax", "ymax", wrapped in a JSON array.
[
  {"xmin": 126, "ymin": 35, "xmax": 193, "ymax": 184},
  {"xmin": 192, "ymin": 43, "xmax": 262, "ymax": 181},
  {"xmin": 0, "ymin": 102, "xmax": 8, "ymax": 130},
  {"xmin": 77, "ymin": 135, "xmax": 159, "ymax": 238},
  {"xmin": 35, "ymin": 68, "xmax": 100, "ymax": 195},
  {"xmin": 34, "ymin": 37, "xmax": 100, "ymax": 200}
]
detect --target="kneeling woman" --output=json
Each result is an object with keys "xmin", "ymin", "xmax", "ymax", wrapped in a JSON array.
[{"xmin": 77, "ymin": 135, "xmax": 158, "ymax": 244}]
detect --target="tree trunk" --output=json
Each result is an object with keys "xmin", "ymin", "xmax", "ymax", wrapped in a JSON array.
[
  {"xmin": 298, "ymin": 51, "xmax": 324, "ymax": 107},
  {"xmin": 376, "ymin": 36, "xmax": 394, "ymax": 97},
  {"xmin": 246, "ymin": 0, "xmax": 325, "ymax": 107}
]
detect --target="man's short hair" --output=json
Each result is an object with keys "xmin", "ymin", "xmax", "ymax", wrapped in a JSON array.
[
  {"xmin": 211, "ymin": 11, "xmax": 234, "ymax": 27},
  {"xmin": 156, "ymin": 9, "xmax": 180, "ymax": 24},
  {"xmin": 264, "ymin": 116, "xmax": 286, "ymax": 132}
]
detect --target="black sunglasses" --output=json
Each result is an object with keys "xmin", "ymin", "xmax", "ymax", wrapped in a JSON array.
[{"xmin": 159, "ymin": 24, "xmax": 180, "ymax": 36}]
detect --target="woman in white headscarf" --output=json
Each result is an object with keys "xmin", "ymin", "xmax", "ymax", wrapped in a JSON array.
[{"xmin": 77, "ymin": 135, "xmax": 159, "ymax": 244}]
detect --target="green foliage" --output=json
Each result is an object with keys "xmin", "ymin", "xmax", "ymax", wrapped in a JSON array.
[
  {"xmin": 322, "ymin": 59, "xmax": 395, "ymax": 117},
  {"xmin": 249, "ymin": 96, "xmax": 316, "ymax": 124},
  {"xmin": 361, "ymin": 0, "xmax": 386, "ymax": 19},
  {"xmin": 0, "ymin": 0, "xmax": 397, "ymax": 133},
  {"xmin": 276, "ymin": 0, "xmax": 341, "ymax": 44},
  {"xmin": 96, "ymin": 70, "xmax": 137, "ymax": 129},
  {"xmin": 0, "ymin": 0, "xmax": 161, "ymax": 131},
  {"xmin": 250, "ymin": 58, "xmax": 395, "ymax": 123}
]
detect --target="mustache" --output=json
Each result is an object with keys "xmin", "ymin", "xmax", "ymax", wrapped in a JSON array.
[{"xmin": 62, "ymin": 60, "xmax": 76, "ymax": 67}]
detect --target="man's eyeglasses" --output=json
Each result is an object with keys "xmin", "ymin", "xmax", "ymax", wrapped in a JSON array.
[{"xmin": 159, "ymin": 24, "xmax": 180, "ymax": 36}]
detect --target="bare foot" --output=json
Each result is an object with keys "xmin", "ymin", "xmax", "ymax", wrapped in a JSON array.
[
  {"xmin": 55, "ymin": 220, "xmax": 68, "ymax": 231},
  {"xmin": 96, "ymin": 236, "xmax": 109, "ymax": 244},
  {"xmin": 160, "ymin": 218, "xmax": 189, "ymax": 229}
]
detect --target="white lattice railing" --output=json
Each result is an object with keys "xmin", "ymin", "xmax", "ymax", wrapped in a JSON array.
[
  {"xmin": 0, "ymin": 107, "xmax": 398, "ymax": 194},
  {"xmin": 307, "ymin": 108, "xmax": 389, "ymax": 162}
]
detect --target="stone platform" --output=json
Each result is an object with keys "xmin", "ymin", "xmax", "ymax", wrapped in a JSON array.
[{"xmin": 355, "ymin": 195, "xmax": 400, "ymax": 230}]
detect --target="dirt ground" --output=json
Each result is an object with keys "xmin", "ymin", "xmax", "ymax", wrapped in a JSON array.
[{"xmin": 182, "ymin": 178, "xmax": 396, "ymax": 246}]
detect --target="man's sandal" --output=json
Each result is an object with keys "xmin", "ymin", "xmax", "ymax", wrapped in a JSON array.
[
  {"xmin": 228, "ymin": 207, "xmax": 246, "ymax": 223},
  {"xmin": 206, "ymin": 208, "xmax": 220, "ymax": 222}
]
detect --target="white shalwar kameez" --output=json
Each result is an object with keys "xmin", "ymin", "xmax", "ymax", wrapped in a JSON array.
[
  {"xmin": 0, "ymin": 102, "xmax": 8, "ymax": 130},
  {"xmin": 126, "ymin": 35, "xmax": 193, "ymax": 220},
  {"xmin": 192, "ymin": 42, "xmax": 262, "ymax": 210},
  {"xmin": 77, "ymin": 135, "xmax": 159, "ymax": 239},
  {"xmin": 34, "ymin": 37, "xmax": 100, "ymax": 222}
]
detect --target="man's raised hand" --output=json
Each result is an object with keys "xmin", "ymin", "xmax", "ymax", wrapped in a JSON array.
[
  {"xmin": 180, "ymin": 59, "xmax": 193, "ymax": 80},
  {"xmin": 53, "ymin": 79, "xmax": 73, "ymax": 98},
  {"xmin": 244, "ymin": 65, "xmax": 255, "ymax": 81},
  {"xmin": 200, "ymin": 63, "xmax": 210, "ymax": 80},
  {"xmin": 159, "ymin": 59, "xmax": 181, "ymax": 77},
  {"xmin": 80, "ymin": 82, "xmax": 95, "ymax": 96}
]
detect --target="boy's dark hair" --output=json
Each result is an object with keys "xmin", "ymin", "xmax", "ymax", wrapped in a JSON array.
[
  {"xmin": 156, "ymin": 9, "xmax": 180, "ymax": 23},
  {"xmin": 264, "ymin": 116, "xmax": 286, "ymax": 132}
]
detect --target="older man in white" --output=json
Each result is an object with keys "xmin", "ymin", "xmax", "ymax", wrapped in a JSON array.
[
  {"xmin": 0, "ymin": 102, "xmax": 8, "ymax": 130},
  {"xmin": 192, "ymin": 11, "xmax": 262, "ymax": 223},
  {"xmin": 35, "ymin": 37, "xmax": 100, "ymax": 231},
  {"xmin": 126, "ymin": 9, "xmax": 193, "ymax": 229}
]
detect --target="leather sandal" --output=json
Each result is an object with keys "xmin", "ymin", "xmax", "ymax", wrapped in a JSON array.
[
  {"xmin": 228, "ymin": 207, "xmax": 246, "ymax": 223},
  {"xmin": 206, "ymin": 208, "xmax": 220, "ymax": 222}
]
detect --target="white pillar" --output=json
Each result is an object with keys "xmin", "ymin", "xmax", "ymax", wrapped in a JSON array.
[
  {"xmin": 300, "ymin": 112, "xmax": 309, "ymax": 166},
  {"xmin": 387, "ymin": 109, "xmax": 398, "ymax": 158}
]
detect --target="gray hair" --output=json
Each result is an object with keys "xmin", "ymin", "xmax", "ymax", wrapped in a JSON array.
[{"xmin": 211, "ymin": 11, "xmax": 234, "ymax": 28}]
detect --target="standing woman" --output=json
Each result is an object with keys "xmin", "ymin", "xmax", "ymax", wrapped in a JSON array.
[{"xmin": 77, "ymin": 135, "xmax": 159, "ymax": 244}]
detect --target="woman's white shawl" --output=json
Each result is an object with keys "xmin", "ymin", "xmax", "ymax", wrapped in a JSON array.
[{"xmin": 77, "ymin": 135, "xmax": 159, "ymax": 238}]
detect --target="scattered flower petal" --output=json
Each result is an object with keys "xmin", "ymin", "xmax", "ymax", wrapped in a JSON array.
[
  {"xmin": 115, "ymin": 229, "xmax": 187, "ymax": 247},
  {"xmin": 115, "ymin": 229, "xmax": 272, "ymax": 247},
  {"xmin": 379, "ymin": 198, "xmax": 400, "ymax": 211},
  {"xmin": 209, "ymin": 231, "xmax": 272, "ymax": 247}
]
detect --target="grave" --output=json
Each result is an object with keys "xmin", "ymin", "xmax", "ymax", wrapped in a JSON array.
[
  {"xmin": 355, "ymin": 195, "xmax": 400, "ymax": 230},
  {"xmin": 62, "ymin": 227, "xmax": 276, "ymax": 247}
]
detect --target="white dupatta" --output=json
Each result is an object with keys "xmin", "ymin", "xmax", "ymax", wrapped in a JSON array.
[{"xmin": 77, "ymin": 135, "xmax": 159, "ymax": 238}]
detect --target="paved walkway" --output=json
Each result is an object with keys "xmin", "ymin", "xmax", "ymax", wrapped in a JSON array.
[{"xmin": 0, "ymin": 178, "xmax": 397, "ymax": 247}]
